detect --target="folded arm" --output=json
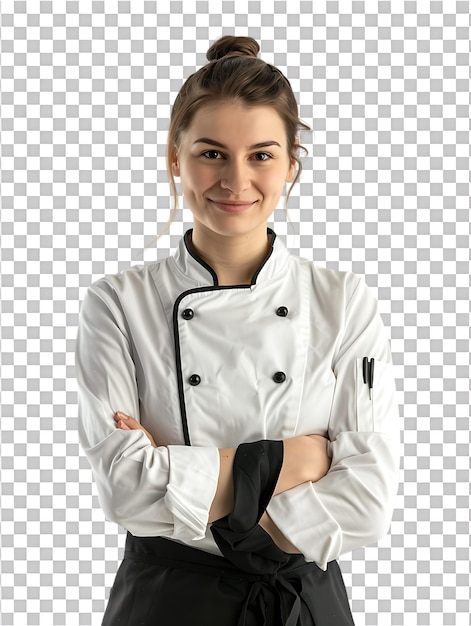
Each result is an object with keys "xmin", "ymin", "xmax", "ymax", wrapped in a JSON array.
[{"xmin": 115, "ymin": 410, "xmax": 331, "ymax": 526}]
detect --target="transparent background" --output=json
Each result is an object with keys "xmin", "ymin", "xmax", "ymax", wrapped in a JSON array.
[{"xmin": 1, "ymin": 1, "xmax": 470, "ymax": 624}]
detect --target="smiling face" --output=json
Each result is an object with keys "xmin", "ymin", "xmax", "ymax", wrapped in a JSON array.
[{"xmin": 171, "ymin": 102, "xmax": 296, "ymax": 242}]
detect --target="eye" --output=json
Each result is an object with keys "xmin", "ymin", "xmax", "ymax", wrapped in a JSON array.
[
  {"xmin": 202, "ymin": 150, "xmax": 222, "ymax": 159},
  {"xmin": 252, "ymin": 152, "xmax": 272, "ymax": 161}
]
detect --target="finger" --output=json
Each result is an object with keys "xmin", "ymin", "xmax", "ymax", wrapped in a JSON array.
[
  {"xmin": 125, "ymin": 418, "xmax": 142, "ymax": 430},
  {"xmin": 114, "ymin": 411, "xmax": 160, "ymax": 447},
  {"xmin": 114, "ymin": 411, "xmax": 129, "ymax": 422},
  {"xmin": 114, "ymin": 411, "xmax": 139, "ymax": 427}
]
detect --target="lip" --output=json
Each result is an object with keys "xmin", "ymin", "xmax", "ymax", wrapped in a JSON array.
[{"xmin": 209, "ymin": 199, "xmax": 257, "ymax": 213}]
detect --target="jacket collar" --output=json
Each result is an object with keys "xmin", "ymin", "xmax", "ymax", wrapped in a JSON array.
[{"xmin": 171, "ymin": 228, "xmax": 290, "ymax": 287}]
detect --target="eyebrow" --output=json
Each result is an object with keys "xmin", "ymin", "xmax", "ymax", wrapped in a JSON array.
[{"xmin": 193, "ymin": 138, "xmax": 281, "ymax": 150}]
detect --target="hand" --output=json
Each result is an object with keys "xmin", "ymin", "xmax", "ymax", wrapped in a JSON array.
[{"xmin": 114, "ymin": 411, "xmax": 160, "ymax": 448}]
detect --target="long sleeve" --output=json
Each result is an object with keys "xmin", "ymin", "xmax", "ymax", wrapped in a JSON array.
[
  {"xmin": 266, "ymin": 276, "xmax": 400, "ymax": 570},
  {"xmin": 75, "ymin": 279, "xmax": 220, "ymax": 541}
]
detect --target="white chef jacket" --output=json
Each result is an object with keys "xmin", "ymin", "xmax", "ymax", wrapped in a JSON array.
[{"xmin": 76, "ymin": 229, "xmax": 400, "ymax": 570}]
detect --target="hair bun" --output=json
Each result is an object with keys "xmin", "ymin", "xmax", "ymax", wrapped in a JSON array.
[{"xmin": 206, "ymin": 36, "xmax": 260, "ymax": 61}]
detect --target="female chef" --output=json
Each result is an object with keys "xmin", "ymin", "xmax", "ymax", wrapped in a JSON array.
[{"xmin": 76, "ymin": 36, "xmax": 400, "ymax": 625}]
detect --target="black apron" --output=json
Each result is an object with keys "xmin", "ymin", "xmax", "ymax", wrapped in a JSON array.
[{"xmin": 102, "ymin": 533, "xmax": 355, "ymax": 626}]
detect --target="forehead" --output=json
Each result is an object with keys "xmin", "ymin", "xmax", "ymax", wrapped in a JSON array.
[{"xmin": 185, "ymin": 102, "xmax": 287, "ymax": 144}]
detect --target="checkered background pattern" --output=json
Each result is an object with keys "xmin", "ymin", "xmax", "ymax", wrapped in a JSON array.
[{"xmin": 1, "ymin": 1, "xmax": 470, "ymax": 624}]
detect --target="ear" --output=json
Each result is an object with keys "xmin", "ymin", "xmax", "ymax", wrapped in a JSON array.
[
  {"xmin": 170, "ymin": 145, "xmax": 180, "ymax": 177},
  {"xmin": 286, "ymin": 155, "xmax": 297, "ymax": 183},
  {"xmin": 285, "ymin": 141, "xmax": 298, "ymax": 183}
]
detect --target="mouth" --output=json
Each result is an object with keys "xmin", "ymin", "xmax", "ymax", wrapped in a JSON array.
[{"xmin": 208, "ymin": 199, "xmax": 257, "ymax": 213}]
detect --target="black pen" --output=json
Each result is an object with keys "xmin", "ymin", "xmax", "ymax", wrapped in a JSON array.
[
  {"xmin": 368, "ymin": 358, "xmax": 374, "ymax": 400},
  {"xmin": 362, "ymin": 357, "xmax": 368, "ymax": 385}
]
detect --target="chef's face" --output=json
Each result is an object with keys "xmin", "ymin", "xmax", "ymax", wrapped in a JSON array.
[{"xmin": 171, "ymin": 102, "xmax": 296, "ymax": 240}]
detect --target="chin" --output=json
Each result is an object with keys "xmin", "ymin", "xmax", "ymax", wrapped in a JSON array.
[{"xmin": 207, "ymin": 220, "xmax": 268, "ymax": 239}]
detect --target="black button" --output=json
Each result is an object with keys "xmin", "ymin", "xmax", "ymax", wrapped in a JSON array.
[
  {"xmin": 276, "ymin": 306, "xmax": 288, "ymax": 317},
  {"xmin": 189, "ymin": 374, "xmax": 201, "ymax": 386},
  {"xmin": 273, "ymin": 371, "xmax": 286, "ymax": 383},
  {"xmin": 182, "ymin": 308, "xmax": 194, "ymax": 320}
]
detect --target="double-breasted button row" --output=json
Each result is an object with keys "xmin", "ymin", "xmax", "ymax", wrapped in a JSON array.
[
  {"xmin": 188, "ymin": 372, "xmax": 287, "ymax": 386},
  {"xmin": 183, "ymin": 304, "xmax": 289, "ymax": 387},
  {"xmin": 182, "ymin": 306, "xmax": 288, "ymax": 320}
]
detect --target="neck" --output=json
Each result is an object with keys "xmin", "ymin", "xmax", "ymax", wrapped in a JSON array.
[{"xmin": 190, "ymin": 224, "xmax": 271, "ymax": 285}]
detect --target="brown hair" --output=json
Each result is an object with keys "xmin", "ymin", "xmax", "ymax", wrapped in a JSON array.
[{"xmin": 163, "ymin": 35, "xmax": 310, "ymax": 232}]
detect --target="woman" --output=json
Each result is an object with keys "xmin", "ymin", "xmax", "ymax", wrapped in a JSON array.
[{"xmin": 76, "ymin": 36, "xmax": 400, "ymax": 625}]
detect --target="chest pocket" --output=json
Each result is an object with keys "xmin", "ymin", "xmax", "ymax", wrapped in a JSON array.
[{"xmin": 355, "ymin": 358, "xmax": 398, "ymax": 438}]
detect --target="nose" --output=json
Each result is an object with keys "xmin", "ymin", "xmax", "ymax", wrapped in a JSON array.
[{"xmin": 220, "ymin": 160, "xmax": 250, "ymax": 195}]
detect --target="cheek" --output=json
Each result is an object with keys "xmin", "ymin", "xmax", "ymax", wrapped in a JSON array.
[
  {"xmin": 181, "ymin": 162, "xmax": 216, "ymax": 192},
  {"xmin": 263, "ymin": 169, "xmax": 289, "ymax": 195},
  {"xmin": 179, "ymin": 165, "xmax": 200, "ymax": 195}
]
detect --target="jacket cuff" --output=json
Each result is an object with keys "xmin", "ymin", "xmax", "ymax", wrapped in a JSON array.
[
  {"xmin": 164, "ymin": 445, "xmax": 220, "ymax": 542},
  {"xmin": 266, "ymin": 483, "xmax": 341, "ymax": 571}
]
